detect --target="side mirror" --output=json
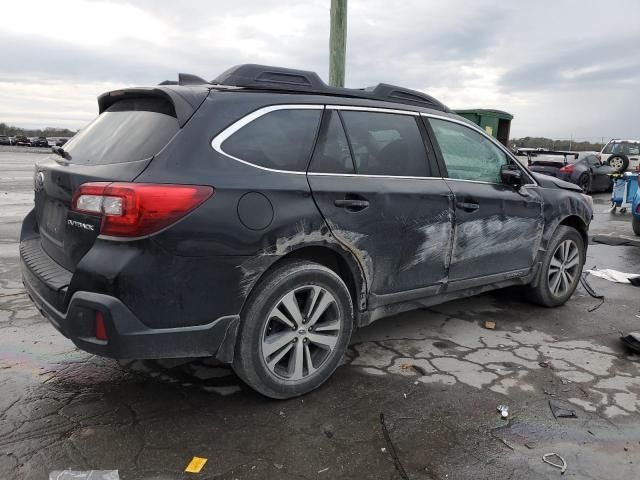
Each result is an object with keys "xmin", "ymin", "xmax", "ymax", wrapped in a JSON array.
[{"xmin": 501, "ymin": 164, "xmax": 523, "ymax": 188}]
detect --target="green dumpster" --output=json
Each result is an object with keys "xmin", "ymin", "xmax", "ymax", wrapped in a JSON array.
[{"xmin": 454, "ymin": 109, "xmax": 513, "ymax": 147}]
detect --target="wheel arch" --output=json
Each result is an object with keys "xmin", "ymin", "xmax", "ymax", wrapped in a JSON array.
[
  {"xmin": 242, "ymin": 244, "xmax": 368, "ymax": 319},
  {"xmin": 558, "ymin": 214, "xmax": 589, "ymax": 250}
]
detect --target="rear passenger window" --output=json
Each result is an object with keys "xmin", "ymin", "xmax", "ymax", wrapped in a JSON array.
[
  {"xmin": 309, "ymin": 111, "xmax": 355, "ymax": 174},
  {"xmin": 340, "ymin": 111, "xmax": 430, "ymax": 176},
  {"xmin": 429, "ymin": 118, "xmax": 507, "ymax": 183},
  {"xmin": 221, "ymin": 109, "xmax": 321, "ymax": 171}
]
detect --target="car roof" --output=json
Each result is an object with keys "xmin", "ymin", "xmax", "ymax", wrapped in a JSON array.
[{"xmin": 98, "ymin": 64, "xmax": 455, "ymax": 125}]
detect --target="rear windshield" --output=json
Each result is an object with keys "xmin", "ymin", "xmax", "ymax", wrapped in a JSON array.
[{"xmin": 62, "ymin": 97, "xmax": 179, "ymax": 165}]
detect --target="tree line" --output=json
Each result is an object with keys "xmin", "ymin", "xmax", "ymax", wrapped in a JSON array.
[
  {"xmin": 511, "ymin": 136, "xmax": 604, "ymax": 152},
  {"xmin": 0, "ymin": 123, "xmax": 77, "ymax": 138}
]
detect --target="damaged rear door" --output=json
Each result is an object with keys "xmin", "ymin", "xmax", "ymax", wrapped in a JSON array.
[
  {"xmin": 307, "ymin": 107, "xmax": 454, "ymax": 301},
  {"xmin": 425, "ymin": 116, "xmax": 544, "ymax": 284}
]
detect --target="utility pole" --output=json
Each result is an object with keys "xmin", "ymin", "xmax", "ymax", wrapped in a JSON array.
[{"xmin": 329, "ymin": 0, "xmax": 347, "ymax": 87}]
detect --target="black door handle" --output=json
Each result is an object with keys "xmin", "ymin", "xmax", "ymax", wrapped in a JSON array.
[
  {"xmin": 334, "ymin": 199, "xmax": 369, "ymax": 211},
  {"xmin": 456, "ymin": 201, "xmax": 480, "ymax": 212}
]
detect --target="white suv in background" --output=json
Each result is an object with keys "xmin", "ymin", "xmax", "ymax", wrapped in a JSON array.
[{"xmin": 599, "ymin": 139, "xmax": 640, "ymax": 172}]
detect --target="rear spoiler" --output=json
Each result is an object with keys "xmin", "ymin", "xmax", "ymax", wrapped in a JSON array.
[
  {"xmin": 514, "ymin": 148, "xmax": 579, "ymax": 159},
  {"xmin": 97, "ymin": 86, "xmax": 210, "ymax": 127}
]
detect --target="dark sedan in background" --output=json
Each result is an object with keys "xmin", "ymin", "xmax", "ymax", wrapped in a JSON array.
[
  {"xmin": 517, "ymin": 149, "xmax": 613, "ymax": 193},
  {"xmin": 30, "ymin": 136, "xmax": 49, "ymax": 147}
]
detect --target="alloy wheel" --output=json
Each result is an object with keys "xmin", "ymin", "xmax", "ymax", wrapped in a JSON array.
[
  {"xmin": 579, "ymin": 176, "xmax": 589, "ymax": 192},
  {"xmin": 261, "ymin": 285, "xmax": 341, "ymax": 381},
  {"xmin": 548, "ymin": 239, "xmax": 580, "ymax": 297},
  {"xmin": 609, "ymin": 157, "xmax": 624, "ymax": 170}
]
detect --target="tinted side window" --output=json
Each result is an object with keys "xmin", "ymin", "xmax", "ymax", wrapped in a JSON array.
[
  {"xmin": 340, "ymin": 111, "xmax": 430, "ymax": 176},
  {"xmin": 309, "ymin": 111, "xmax": 355, "ymax": 174},
  {"xmin": 222, "ymin": 109, "xmax": 321, "ymax": 171},
  {"xmin": 429, "ymin": 118, "xmax": 507, "ymax": 183},
  {"xmin": 586, "ymin": 155, "xmax": 600, "ymax": 167}
]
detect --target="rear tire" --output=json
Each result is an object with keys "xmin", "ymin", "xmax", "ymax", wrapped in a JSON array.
[
  {"xmin": 526, "ymin": 226, "xmax": 585, "ymax": 307},
  {"xmin": 577, "ymin": 174, "xmax": 590, "ymax": 192},
  {"xmin": 607, "ymin": 154, "xmax": 629, "ymax": 172},
  {"xmin": 233, "ymin": 259, "xmax": 354, "ymax": 399},
  {"xmin": 633, "ymin": 216, "xmax": 640, "ymax": 236}
]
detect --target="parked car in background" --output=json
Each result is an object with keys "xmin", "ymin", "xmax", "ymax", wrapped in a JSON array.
[
  {"xmin": 20, "ymin": 64, "xmax": 593, "ymax": 398},
  {"xmin": 519, "ymin": 149, "xmax": 613, "ymax": 193},
  {"xmin": 55, "ymin": 138, "xmax": 69, "ymax": 147},
  {"xmin": 31, "ymin": 137, "xmax": 49, "ymax": 148},
  {"xmin": 0, "ymin": 135, "xmax": 13, "ymax": 145},
  {"xmin": 14, "ymin": 135, "xmax": 31, "ymax": 146},
  {"xmin": 600, "ymin": 139, "xmax": 640, "ymax": 172}
]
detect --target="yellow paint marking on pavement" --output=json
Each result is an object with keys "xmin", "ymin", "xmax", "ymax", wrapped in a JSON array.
[{"xmin": 185, "ymin": 457, "xmax": 208, "ymax": 473}]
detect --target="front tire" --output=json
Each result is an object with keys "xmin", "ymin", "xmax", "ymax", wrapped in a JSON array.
[
  {"xmin": 527, "ymin": 226, "xmax": 585, "ymax": 307},
  {"xmin": 233, "ymin": 259, "xmax": 354, "ymax": 399}
]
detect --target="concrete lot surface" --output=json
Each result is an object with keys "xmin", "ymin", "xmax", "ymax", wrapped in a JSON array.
[{"xmin": 1, "ymin": 149, "xmax": 639, "ymax": 479}]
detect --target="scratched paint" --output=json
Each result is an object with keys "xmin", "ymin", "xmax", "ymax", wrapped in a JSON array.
[
  {"xmin": 451, "ymin": 215, "xmax": 543, "ymax": 263},
  {"xmin": 402, "ymin": 210, "xmax": 453, "ymax": 271}
]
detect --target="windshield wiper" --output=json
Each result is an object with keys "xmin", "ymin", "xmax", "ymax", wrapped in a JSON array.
[{"xmin": 51, "ymin": 146, "xmax": 70, "ymax": 160}]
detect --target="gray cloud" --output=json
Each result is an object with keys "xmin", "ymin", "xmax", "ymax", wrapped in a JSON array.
[{"xmin": 1, "ymin": 0, "xmax": 639, "ymax": 138}]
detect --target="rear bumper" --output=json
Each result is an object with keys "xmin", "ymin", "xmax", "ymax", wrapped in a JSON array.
[{"xmin": 21, "ymin": 254, "xmax": 239, "ymax": 361}]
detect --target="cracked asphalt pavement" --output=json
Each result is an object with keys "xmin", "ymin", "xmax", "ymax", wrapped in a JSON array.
[{"xmin": 1, "ymin": 149, "xmax": 639, "ymax": 479}]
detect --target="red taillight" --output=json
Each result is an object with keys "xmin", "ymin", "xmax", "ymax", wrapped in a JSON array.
[
  {"xmin": 72, "ymin": 182, "xmax": 214, "ymax": 237},
  {"xmin": 559, "ymin": 164, "xmax": 575, "ymax": 174},
  {"xmin": 95, "ymin": 311, "xmax": 108, "ymax": 341}
]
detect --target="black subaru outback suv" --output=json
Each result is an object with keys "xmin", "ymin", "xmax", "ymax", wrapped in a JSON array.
[{"xmin": 20, "ymin": 65, "xmax": 592, "ymax": 398}]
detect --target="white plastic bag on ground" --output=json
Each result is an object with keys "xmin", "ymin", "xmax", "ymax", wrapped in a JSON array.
[{"xmin": 586, "ymin": 269, "xmax": 640, "ymax": 284}]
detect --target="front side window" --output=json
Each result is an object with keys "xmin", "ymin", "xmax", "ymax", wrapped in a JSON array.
[
  {"xmin": 221, "ymin": 109, "xmax": 322, "ymax": 171},
  {"xmin": 429, "ymin": 118, "xmax": 507, "ymax": 183},
  {"xmin": 339, "ymin": 111, "xmax": 430, "ymax": 176}
]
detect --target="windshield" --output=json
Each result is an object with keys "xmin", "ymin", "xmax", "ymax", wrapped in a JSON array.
[{"xmin": 62, "ymin": 97, "xmax": 179, "ymax": 165}]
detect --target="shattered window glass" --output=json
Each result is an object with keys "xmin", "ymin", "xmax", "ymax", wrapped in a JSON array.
[{"xmin": 429, "ymin": 118, "xmax": 507, "ymax": 183}]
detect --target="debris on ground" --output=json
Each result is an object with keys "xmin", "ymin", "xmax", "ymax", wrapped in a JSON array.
[
  {"xmin": 185, "ymin": 457, "xmax": 208, "ymax": 474},
  {"xmin": 542, "ymin": 453, "xmax": 567, "ymax": 474},
  {"xmin": 318, "ymin": 467, "xmax": 329, "ymax": 474},
  {"xmin": 274, "ymin": 463, "xmax": 284, "ymax": 470},
  {"xmin": 497, "ymin": 405, "xmax": 509, "ymax": 418},
  {"xmin": 400, "ymin": 363, "xmax": 412, "ymax": 369},
  {"xmin": 484, "ymin": 320, "xmax": 496, "ymax": 330},
  {"xmin": 580, "ymin": 273, "xmax": 605, "ymax": 311},
  {"xmin": 379, "ymin": 414, "xmax": 410, "ymax": 480},
  {"xmin": 539, "ymin": 361, "xmax": 549, "ymax": 368},
  {"xmin": 621, "ymin": 332, "xmax": 640, "ymax": 353},
  {"xmin": 49, "ymin": 471, "xmax": 120, "ymax": 480},
  {"xmin": 549, "ymin": 400, "xmax": 577, "ymax": 419},
  {"xmin": 586, "ymin": 268, "xmax": 640, "ymax": 285}
]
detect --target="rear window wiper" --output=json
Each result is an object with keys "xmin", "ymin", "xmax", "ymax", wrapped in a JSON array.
[{"xmin": 51, "ymin": 146, "xmax": 71, "ymax": 160}]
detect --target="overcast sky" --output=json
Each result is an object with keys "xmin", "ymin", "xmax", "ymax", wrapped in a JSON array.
[{"xmin": 1, "ymin": 0, "xmax": 638, "ymax": 139}]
